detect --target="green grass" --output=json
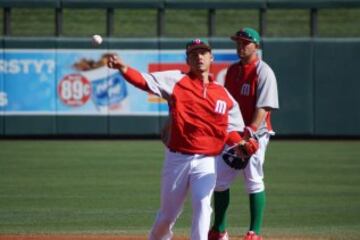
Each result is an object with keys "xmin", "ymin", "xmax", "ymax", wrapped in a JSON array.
[
  {"xmin": 2, "ymin": 7, "xmax": 360, "ymax": 37},
  {"xmin": 0, "ymin": 140, "xmax": 162, "ymax": 234},
  {"xmin": 0, "ymin": 140, "xmax": 359, "ymax": 238}
]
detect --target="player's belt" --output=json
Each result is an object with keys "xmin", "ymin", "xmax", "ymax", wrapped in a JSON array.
[
  {"xmin": 168, "ymin": 148, "xmax": 194, "ymax": 155},
  {"xmin": 168, "ymin": 148, "xmax": 213, "ymax": 156}
]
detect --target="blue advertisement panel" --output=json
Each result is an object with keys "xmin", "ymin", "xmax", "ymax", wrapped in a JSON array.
[
  {"xmin": 0, "ymin": 49, "xmax": 238, "ymax": 116},
  {"xmin": 1, "ymin": 50, "xmax": 56, "ymax": 114},
  {"xmin": 0, "ymin": 48, "xmax": 4, "ymax": 113},
  {"xmin": 0, "ymin": 47, "xmax": 4, "ymax": 134}
]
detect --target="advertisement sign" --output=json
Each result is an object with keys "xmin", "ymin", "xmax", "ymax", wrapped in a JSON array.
[{"xmin": 0, "ymin": 49, "xmax": 238, "ymax": 116}]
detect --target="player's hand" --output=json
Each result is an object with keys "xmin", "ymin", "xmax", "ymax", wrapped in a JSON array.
[
  {"xmin": 243, "ymin": 125, "xmax": 257, "ymax": 140},
  {"xmin": 107, "ymin": 54, "xmax": 128, "ymax": 73},
  {"xmin": 234, "ymin": 138, "xmax": 259, "ymax": 159},
  {"xmin": 234, "ymin": 140, "xmax": 248, "ymax": 160}
]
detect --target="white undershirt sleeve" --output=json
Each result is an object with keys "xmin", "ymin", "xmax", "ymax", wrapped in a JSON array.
[{"xmin": 141, "ymin": 70, "xmax": 184, "ymax": 101}]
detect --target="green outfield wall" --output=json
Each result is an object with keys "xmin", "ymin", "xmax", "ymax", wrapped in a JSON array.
[{"xmin": 0, "ymin": 38, "xmax": 359, "ymax": 137}]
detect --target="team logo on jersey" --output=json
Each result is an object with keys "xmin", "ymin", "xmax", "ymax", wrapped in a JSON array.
[
  {"xmin": 241, "ymin": 83, "xmax": 251, "ymax": 96},
  {"xmin": 215, "ymin": 100, "xmax": 227, "ymax": 114}
]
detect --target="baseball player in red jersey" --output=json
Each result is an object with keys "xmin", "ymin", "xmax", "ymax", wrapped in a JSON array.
[
  {"xmin": 106, "ymin": 39, "xmax": 259, "ymax": 240},
  {"xmin": 208, "ymin": 28, "xmax": 279, "ymax": 240}
]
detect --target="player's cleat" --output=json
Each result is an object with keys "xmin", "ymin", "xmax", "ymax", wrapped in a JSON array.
[
  {"xmin": 243, "ymin": 231, "xmax": 263, "ymax": 240},
  {"xmin": 208, "ymin": 229, "xmax": 229, "ymax": 240}
]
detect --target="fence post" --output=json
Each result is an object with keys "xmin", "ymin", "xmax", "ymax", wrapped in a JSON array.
[
  {"xmin": 310, "ymin": 8, "xmax": 318, "ymax": 37},
  {"xmin": 157, "ymin": 7, "xmax": 165, "ymax": 37},
  {"xmin": 55, "ymin": 7, "xmax": 63, "ymax": 36},
  {"xmin": 106, "ymin": 8, "xmax": 114, "ymax": 37},
  {"xmin": 259, "ymin": 7, "xmax": 267, "ymax": 37},
  {"xmin": 4, "ymin": 7, "xmax": 11, "ymax": 36},
  {"xmin": 208, "ymin": 8, "xmax": 216, "ymax": 37}
]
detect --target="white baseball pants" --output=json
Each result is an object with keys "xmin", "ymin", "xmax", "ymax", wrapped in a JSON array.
[
  {"xmin": 214, "ymin": 133, "xmax": 270, "ymax": 194},
  {"xmin": 149, "ymin": 148, "xmax": 216, "ymax": 240}
]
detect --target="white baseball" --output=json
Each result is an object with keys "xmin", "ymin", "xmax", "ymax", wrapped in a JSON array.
[{"xmin": 92, "ymin": 34, "xmax": 103, "ymax": 45}]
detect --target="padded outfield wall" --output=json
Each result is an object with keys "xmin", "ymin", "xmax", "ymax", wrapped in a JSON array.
[{"xmin": 0, "ymin": 38, "xmax": 359, "ymax": 137}]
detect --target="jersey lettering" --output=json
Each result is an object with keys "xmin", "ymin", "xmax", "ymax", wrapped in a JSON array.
[
  {"xmin": 241, "ymin": 83, "xmax": 250, "ymax": 96},
  {"xmin": 215, "ymin": 100, "xmax": 227, "ymax": 115}
]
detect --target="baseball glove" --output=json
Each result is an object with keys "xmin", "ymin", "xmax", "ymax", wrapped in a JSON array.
[
  {"xmin": 222, "ymin": 148, "xmax": 250, "ymax": 170},
  {"xmin": 222, "ymin": 138, "xmax": 259, "ymax": 170}
]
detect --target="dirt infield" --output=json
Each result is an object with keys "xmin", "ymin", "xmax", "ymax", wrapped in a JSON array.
[{"xmin": 0, "ymin": 235, "xmax": 331, "ymax": 240}]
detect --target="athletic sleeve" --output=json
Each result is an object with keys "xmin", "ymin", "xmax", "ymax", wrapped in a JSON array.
[
  {"xmin": 123, "ymin": 67, "xmax": 150, "ymax": 91},
  {"xmin": 140, "ymin": 70, "xmax": 184, "ymax": 101},
  {"xmin": 225, "ymin": 90, "xmax": 245, "ymax": 145},
  {"xmin": 122, "ymin": 68, "xmax": 184, "ymax": 101},
  {"xmin": 256, "ymin": 61, "xmax": 279, "ymax": 109}
]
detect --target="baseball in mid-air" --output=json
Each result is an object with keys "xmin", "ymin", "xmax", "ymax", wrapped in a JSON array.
[{"xmin": 91, "ymin": 34, "xmax": 103, "ymax": 46}]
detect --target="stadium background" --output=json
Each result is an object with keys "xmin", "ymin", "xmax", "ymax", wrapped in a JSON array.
[{"xmin": 0, "ymin": 1, "xmax": 359, "ymax": 239}]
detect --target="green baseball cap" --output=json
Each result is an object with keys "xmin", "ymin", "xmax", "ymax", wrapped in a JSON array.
[
  {"xmin": 231, "ymin": 27, "xmax": 261, "ymax": 45},
  {"xmin": 186, "ymin": 38, "xmax": 212, "ymax": 55}
]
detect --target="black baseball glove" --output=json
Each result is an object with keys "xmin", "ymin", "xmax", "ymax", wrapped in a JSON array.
[
  {"xmin": 222, "ymin": 148, "xmax": 250, "ymax": 170},
  {"xmin": 222, "ymin": 138, "xmax": 259, "ymax": 170}
]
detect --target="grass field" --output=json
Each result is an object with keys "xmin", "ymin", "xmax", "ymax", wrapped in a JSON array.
[{"xmin": 0, "ymin": 140, "xmax": 359, "ymax": 239}]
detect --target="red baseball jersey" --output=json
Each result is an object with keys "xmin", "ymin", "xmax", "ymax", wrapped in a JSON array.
[
  {"xmin": 123, "ymin": 67, "xmax": 245, "ymax": 155},
  {"xmin": 224, "ymin": 58, "xmax": 279, "ymax": 133}
]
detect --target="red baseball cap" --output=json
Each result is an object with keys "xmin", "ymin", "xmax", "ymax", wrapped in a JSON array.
[{"xmin": 186, "ymin": 38, "xmax": 212, "ymax": 55}]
